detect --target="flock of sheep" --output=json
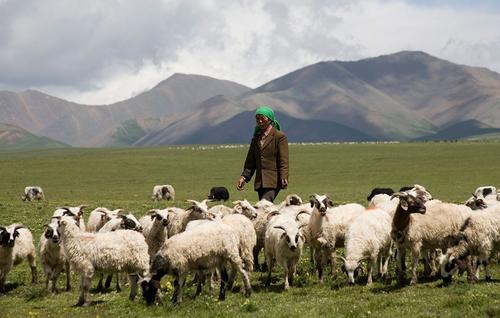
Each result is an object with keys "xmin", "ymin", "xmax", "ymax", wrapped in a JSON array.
[{"xmin": 1, "ymin": 184, "xmax": 499, "ymax": 307}]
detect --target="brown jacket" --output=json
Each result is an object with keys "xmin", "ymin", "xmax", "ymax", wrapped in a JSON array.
[{"xmin": 241, "ymin": 127, "xmax": 289, "ymax": 190}]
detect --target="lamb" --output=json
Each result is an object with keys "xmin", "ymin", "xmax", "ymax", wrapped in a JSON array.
[
  {"xmin": 139, "ymin": 208, "xmax": 170, "ymax": 259},
  {"xmin": 86, "ymin": 207, "xmax": 123, "ymax": 232},
  {"xmin": 465, "ymin": 185, "xmax": 499, "ymax": 210},
  {"xmin": 151, "ymin": 184, "xmax": 175, "ymax": 201},
  {"xmin": 208, "ymin": 186, "xmax": 230, "ymax": 201},
  {"xmin": 208, "ymin": 200, "xmax": 258, "ymax": 220},
  {"xmin": 39, "ymin": 219, "xmax": 71, "ymax": 293},
  {"xmin": 141, "ymin": 219, "xmax": 252, "ymax": 304},
  {"xmin": 341, "ymin": 207, "xmax": 393, "ymax": 285},
  {"xmin": 56, "ymin": 215, "xmax": 149, "ymax": 306},
  {"xmin": 21, "ymin": 186, "xmax": 45, "ymax": 201},
  {"xmin": 0, "ymin": 224, "xmax": 37, "ymax": 293},
  {"xmin": 264, "ymin": 214, "xmax": 305, "ymax": 290},
  {"xmin": 390, "ymin": 192, "xmax": 473, "ymax": 285},
  {"xmin": 439, "ymin": 209, "xmax": 500, "ymax": 283},
  {"xmin": 308, "ymin": 194, "xmax": 365, "ymax": 283}
]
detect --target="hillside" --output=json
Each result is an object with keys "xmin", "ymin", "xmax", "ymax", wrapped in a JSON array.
[{"xmin": 0, "ymin": 123, "xmax": 68, "ymax": 150}]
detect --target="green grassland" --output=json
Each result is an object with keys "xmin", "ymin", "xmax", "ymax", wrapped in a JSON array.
[{"xmin": 0, "ymin": 142, "xmax": 499, "ymax": 318}]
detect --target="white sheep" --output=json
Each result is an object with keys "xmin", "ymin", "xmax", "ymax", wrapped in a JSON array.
[
  {"xmin": 39, "ymin": 219, "xmax": 71, "ymax": 293},
  {"xmin": 308, "ymin": 194, "xmax": 365, "ymax": 283},
  {"xmin": 0, "ymin": 224, "xmax": 37, "ymax": 293},
  {"xmin": 264, "ymin": 214, "xmax": 305, "ymax": 290},
  {"xmin": 342, "ymin": 207, "xmax": 393, "ymax": 285},
  {"xmin": 439, "ymin": 208, "xmax": 500, "ymax": 283},
  {"xmin": 151, "ymin": 184, "xmax": 175, "ymax": 201},
  {"xmin": 57, "ymin": 216, "xmax": 149, "ymax": 306},
  {"xmin": 96, "ymin": 213, "xmax": 143, "ymax": 292},
  {"xmin": 164, "ymin": 200, "xmax": 213, "ymax": 237},
  {"xmin": 390, "ymin": 192, "xmax": 473, "ymax": 285},
  {"xmin": 140, "ymin": 209, "xmax": 170, "ymax": 259},
  {"xmin": 21, "ymin": 186, "xmax": 45, "ymax": 201},
  {"xmin": 142, "ymin": 219, "xmax": 252, "ymax": 304},
  {"xmin": 86, "ymin": 207, "xmax": 123, "ymax": 232}
]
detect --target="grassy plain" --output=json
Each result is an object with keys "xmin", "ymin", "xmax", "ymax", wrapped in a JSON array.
[{"xmin": 0, "ymin": 142, "xmax": 499, "ymax": 318}]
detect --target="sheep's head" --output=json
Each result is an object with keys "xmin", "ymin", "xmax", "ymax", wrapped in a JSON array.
[
  {"xmin": 309, "ymin": 194, "xmax": 333, "ymax": 215},
  {"xmin": 119, "ymin": 214, "xmax": 143, "ymax": 232},
  {"xmin": 142, "ymin": 255, "xmax": 169, "ymax": 304},
  {"xmin": 405, "ymin": 184, "xmax": 433, "ymax": 202},
  {"xmin": 148, "ymin": 209, "xmax": 169, "ymax": 227},
  {"xmin": 0, "ymin": 225, "xmax": 25, "ymax": 247},
  {"xmin": 44, "ymin": 221, "xmax": 61, "ymax": 243},
  {"xmin": 233, "ymin": 199, "xmax": 258, "ymax": 219},
  {"xmin": 465, "ymin": 194, "xmax": 487, "ymax": 210},
  {"xmin": 391, "ymin": 192, "xmax": 426, "ymax": 214},
  {"xmin": 286, "ymin": 194, "xmax": 303, "ymax": 206},
  {"xmin": 274, "ymin": 225, "xmax": 303, "ymax": 251},
  {"xmin": 186, "ymin": 199, "xmax": 210, "ymax": 217},
  {"xmin": 340, "ymin": 257, "xmax": 363, "ymax": 285}
]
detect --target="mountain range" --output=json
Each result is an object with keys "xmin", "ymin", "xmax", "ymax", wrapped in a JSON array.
[{"xmin": 1, "ymin": 51, "xmax": 500, "ymax": 149}]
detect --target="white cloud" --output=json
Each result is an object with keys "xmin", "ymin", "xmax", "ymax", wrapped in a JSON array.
[{"xmin": 0, "ymin": 0, "xmax": 499, "ymax": 104}]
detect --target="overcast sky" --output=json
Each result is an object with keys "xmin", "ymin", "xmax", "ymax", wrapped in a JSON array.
[{"xmin": 1, "ymin": 0, "xmax": 499, "ymax": 105}]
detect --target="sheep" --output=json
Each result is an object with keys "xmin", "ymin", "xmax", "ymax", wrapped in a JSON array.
[
  {"xmin": 86, "ymin": 207, "xmax": 123, "ymax": 232},
  {"xmin": 232, "ymin": 199, "xmax": 258, "ymax": 220},
  {"xmin": 53, "ymin": 205, "xmax": 87, "ymax": 231},
  {"xmin": 141, "ymin": 219, "xmax": 252, "ymax": 304},
  {"xmin": 139, "ymin": 208, "xmax": 170, "ymax": 259},
  {"xmin": 390, "ymin": 192, "xmax": 473, "ymax": 285},
  {"xmin": 264, "ymin": 214, "xmax": 305, "ymax": 290},
  {"xmin": 0, "ymin": 224, "xmax": 37, "ymax": 293},
  {"xmin": 56, "ymin": 215, "xmax": 149, "ymax": 306},
  {"xmin": 366, "ymin": 187, "xmax": 394, "ymax": 201},
  {"xmin": 39, "ymin": 219, "xmax": 71, "ymax": 293},
  {"xmin": 21, "ymin": 186, "xmax": 45, "ymax": 201},
  {"xmin": 465, "ymin": 186, "xmax": 499, "ymax": 210},
  {"xmin": 208, "ymin": 186, "xmax": 230, "ymax": 201},
  {"xmin": 151, "ymin": 184, "xmax": 175, "ymax": 201},
  {"xmin": 308, "ymin": 194, "xmax": 365, "ymax": 283},
  {"xmin": 439, "ymin": 209, "xmax": 500, "ymax": 283},
  {"xmin": 96, "ymin": 213, "xmax": 143, "ymax": 292},
  {"xmin": 341, "ymin": 207, "xmax": 393, "ymax": 285}
]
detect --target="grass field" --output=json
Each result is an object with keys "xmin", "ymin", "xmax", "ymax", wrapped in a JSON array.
[{"xmin": 0, "ymin": 142, "xmax": 499, "ymax": 317}]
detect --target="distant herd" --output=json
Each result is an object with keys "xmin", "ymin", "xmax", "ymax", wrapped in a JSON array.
[{"xmin": 1, "ymin": 183, "xmax": 499, "ymax": 306}]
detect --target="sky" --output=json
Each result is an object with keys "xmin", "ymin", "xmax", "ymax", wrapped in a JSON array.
[{"xmin": 0, "ymin": 0, "xmax": 499, "ymax": 105}]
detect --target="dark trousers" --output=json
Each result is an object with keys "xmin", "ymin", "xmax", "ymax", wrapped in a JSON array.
[{"xmin": 257, "ymin": 188, "xmax": 280, "ymax": 202}]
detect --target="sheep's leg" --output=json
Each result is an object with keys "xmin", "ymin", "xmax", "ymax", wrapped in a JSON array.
[
  {"xmin": 314, "ymin": 249, "xmax": 324, "ymax": 284},
  {"xmin": 218, "ymin": 267, "xmax": 229, "ymax": 301},
  {"xmin": 234, "ymin": 263, "xmax": 251, "ymax": 297},
  {"xmin": 410, "ymin": 245, "xmax": 421, "ymax": 285},
  {"xmin": 367, "ymin": 257, "xmax": 376, "ymax": 286},
  {"xmin": 76, "ymin": 273, "xmax": 92, "ymax": 307},
  {"xmin": 128, "ymin": 274, "xmax": 138, "ymax": 300},
  {"xmin": 395, "ymin": 245, "xmax": 406, "ymax": 284},
  {"xmin": 253, "ymin": 246, "xmax": 262, "ymax": 272},
  {"xmin": 195, "ymin": 272, "xmax": 205, "ymax": 296},
  {"xmin": 104, "ymin": 273, "xmax": 113, "ymax": 290},
  {"xmin": 0, "ymin": 274, "xmax": 5, "ymax": 293},
  {"xmin": 65, "ymin": 261, "xmax": 71, "ymax": 291},
  {"xmin": 96, "ymin": 273, "xmax": 104, "ymax": 292},
  {"xmin": 329, "ymin": 249, "xmax": 337, "ymax": 279},
  {"xmin": 289, "ymin": 262, "xmax": 297, "ymax": 287},
  {"xmin": 381, "ymin": 251, "xmax": 390, "ymax": 280},
  {"xmin": 115, "ymin": 273, "xmax": 121, "ymax": 292},
  {"xmin": 28, "ymin": 254, "xmax": 37, "ymax": 284},
  {"xmin": 283, "ymin": 260, "xmax": 290, "ymax": 290},
  {"xmin": 227, "ymin": 265, "xmax": 238, "ymax": 291},
  {"xmin": 483, "ymin": 258, "xmax": 492, "ymax": 282},
  {"xmin": 48, "ymin": 268, "xmax": 62, "ymax": 293},
  {"xmin": 265, "ymin": 253, "xmax": 274, "ymax": 287}
]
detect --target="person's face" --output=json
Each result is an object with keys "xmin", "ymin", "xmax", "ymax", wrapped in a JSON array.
[{"xmin": 256, "ymin": 114, "xmax": 271, "ymax": 130}]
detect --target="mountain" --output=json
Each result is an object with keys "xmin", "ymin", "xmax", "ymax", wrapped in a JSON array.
[
  {"xmin": 0, "ymin": 123, "xmax": 68, "ymax": 150},
  {"xmin": 415, "ymin": 119, "xmax": 500, "ymax": 141},
  {"xmin": 2, "ymin": 51, "xmax": 500, "ymax": 146},
  {"xmin": 135, "ymin": 110, "xmax": 375, "ymax": 145},
  {"xmin": 0, "ymin": 74, "xmax": 251, "ymax": 146}
]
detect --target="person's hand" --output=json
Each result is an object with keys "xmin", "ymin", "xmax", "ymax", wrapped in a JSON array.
[
  {"xmin": 281, "ymin": 178, "xmax": 288, "ymax": 189},
  {"xmin": 237, "ymin": 176, "xmax": 246, "ymax": 191}
]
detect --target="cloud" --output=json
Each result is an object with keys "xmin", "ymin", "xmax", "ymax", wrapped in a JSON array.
[{"xmin": 0, "ymin": 0, "xmax": 499, "ymax": 104}]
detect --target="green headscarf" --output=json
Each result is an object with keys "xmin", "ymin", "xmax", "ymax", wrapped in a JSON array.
[{"xmin": 254, "ymin": 106, "xmax": 281, "ymax": 135}]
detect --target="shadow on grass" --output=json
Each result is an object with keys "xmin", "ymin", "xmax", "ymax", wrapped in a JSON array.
[{"xmin": 1, "ymin": 282, "xmax": 20, "ymax": 294}]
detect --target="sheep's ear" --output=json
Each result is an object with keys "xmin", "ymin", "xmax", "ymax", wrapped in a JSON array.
[
  {"xmin": 400, "ymin": 199, "xmax": 409, "ymax": 211},
  {"xmin": 232, "ymin": 200, "xmax": 241, "ymax": 205},
  {"xmin": 327, "ymin": 200, "xmax": 334, "ymax": 207}
]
